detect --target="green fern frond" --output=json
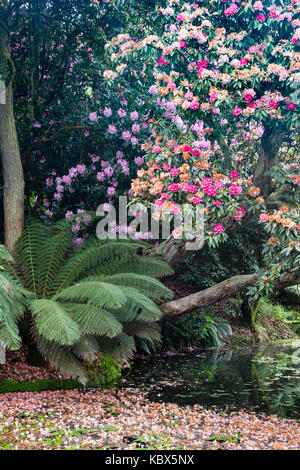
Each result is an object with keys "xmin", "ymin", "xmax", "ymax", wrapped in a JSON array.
[
  {"xmin": 98, "ymin": 255, "xmax": 174, "ymax": 278},
  {"xmin": 30, "ymin": 299, "xmax": 81, "ymax": 346},
  {"xmin": 101, "ymin": 273, "xmax": 173, "ymax": 300},
  {"xmin": 0, "ymin": 271, "xmax": 28, "ymax": 349},
  {"xmin": 63, "ymin": 303, "xmax": 122, "ymax": 338},
  {"xmin": 72, "ymin": 335, "xmax": 99, "ymax": 361},
  {"xmin": 36, "ymin": 335, "xmax": 87, "ymax": 384},
  {"xmin": 15, "ymin": 222, "xmax": 51, "ymax": 294},
  {"xmin": 53, "ymin": 281, "xmax": 127, "ymax": 309},
  {"xmin": 124, "ymin": 321, "xmax": 161, "ymax": 342},
  {"xmin": 0, "ymin": 245, "xmax": 14, "ymax": 263},
  {"xmin": 37, "ymin": 231, "xmax": 73, "ymax": 297},
  {"xmin": 118, "ymin": 286, "xmax": 163, "ymax": 322},
  {"xmin": 52, "ymin": 240, "xmax": 143, "ymax": 293},
  {"xmin": 97, "ymin": 332, "xmax": 136, "ymax": 362}
]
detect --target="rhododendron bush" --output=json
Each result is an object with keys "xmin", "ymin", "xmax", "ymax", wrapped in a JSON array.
[
  {"xmin": 0, "ymin": 0, "xmax": 299, "ymax": 318},
  {"xmin": 100, "ymin": 0, "xmax": 300, "ymax": 297}
]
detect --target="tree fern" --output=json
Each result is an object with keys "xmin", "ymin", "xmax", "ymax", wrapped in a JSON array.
[{"xmin": 0, "ymin": 221, "xmax": 173, "ymax": 383}]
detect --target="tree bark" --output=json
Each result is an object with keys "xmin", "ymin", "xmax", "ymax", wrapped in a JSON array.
[
  {"xmin": 0, "ymin": 17, "xmax": 25, "ymax": 252},
  {"xmin": 160, "ymin": 271, "xmax": 300, "ymax": 319},
  {"xmin": 254, "ymin": 124, "xmax": 285, "ymax": 196}
]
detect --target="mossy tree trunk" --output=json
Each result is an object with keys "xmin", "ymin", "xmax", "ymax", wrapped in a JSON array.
[{"xmin": 0, "ymin": 15, "xmax": 25, "ymax": 252}]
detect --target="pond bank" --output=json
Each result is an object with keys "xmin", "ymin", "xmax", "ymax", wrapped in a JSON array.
[{"xmin": 0, "ymin": 388, "xmax": 299, "ymax": 450}]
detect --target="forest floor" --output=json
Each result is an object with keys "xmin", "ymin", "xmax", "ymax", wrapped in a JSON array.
[{"xmin": 0, "ymin": 387, "xmax": 299, "ymax": 450}]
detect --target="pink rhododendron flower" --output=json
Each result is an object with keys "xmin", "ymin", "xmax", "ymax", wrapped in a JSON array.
[
  {"xmin": 118, "ymin": 108, "xmax": 126, "ymax": 117},
  {"xmin": 214, "ymin": 200, "xmax": 222, "ymax": 207},
  {"xmin": 152, "ymin": 145, "xmax": 161, "ymax": 153},
  {"xmin": 229, "ymin": 185, "xmax": 243, "ymax": 195},
  {"xmin": 122, "ymin": 131, "xmax": 131, "ymax": 141},
  {"xmin": 149, "ymin": 85, "xmax": 158, "ymax": 94},
  {"xmin": 190, "ymin": 101, "xmax": 199, "ymax": 110},
  {"xmin": 108, "ymin": 124, "xmax": 117, "ymax": 134},
  {"xmin": 130, "ymin": 111, "xmax": 139, "ymax": 120},
  {"xmin": 103, "ymin": 107, "xmax": 112, "ymax": 117},
  {"xmin": 231, "ymin": 171, "xmax": 239, "ymax": 179},
  {"xmin": 157, "ymin": 55, "xmax": 167, "ymax": 66},
  {"xmin": 170, "ymin": 168, "xmax": 179, "ymax": 177},
  {"xmin": 214, "ymin": 224, "xmax": 224, "ymax": 234},
  {"xmin": 224, "ymin": 4, "xmax": 238, "ymax": 17},
  {"xmin": 253, "ymin": 1, "xmax": 263, "ymax": 10},
  {"xmin": 260, "ymin": 213, "xmax": 269, "ymax": 222},
  {"xmin": 233, "ymin": 107, "xmax": 242, "ymax": 116},
  {"xmin": 244, "ymin": 94, "xmax": 253, "ymax": 103},
  {"xmin": 192, "ymin": 196, "xmax": 202, "ymax": 204},
  {"xmin": 107, "ymin": 186, "xmax": 116, "ymax": 197},
  {"xmin": 89, "ymin": 112, "xmax": 98, "ymax": 122},
  {"xmin": 269, "ymin": 100, "xmax": 278, "ymax": 108},
  {"xmin": 256, "ymin": 14, "xmax": 266, "ymax": 22},
  {"xmin": 168, "ymin": 183, "xmax": 180, "ymax": 192},
  {"xmin": 134, "ymin": 157, "xmax": 144, "ymax": 166}
]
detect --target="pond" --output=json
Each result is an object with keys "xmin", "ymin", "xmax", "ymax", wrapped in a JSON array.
[{"xmin": 127, "ymin": 343, "xmax": 300, "ymax": 420}]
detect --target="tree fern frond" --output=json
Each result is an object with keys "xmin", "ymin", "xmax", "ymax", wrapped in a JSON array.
[
  {"xmin": 0, "ymin": 245, "xmax": 14, "ymax": 263},
  {"xmin": 101, "ymin": 273, "xmax": 173, "ymax": 300},
  {"xmin": 52, "ymin": 240, "xmax": 143, "ymax": 293},
  {"xmin": 0, "ymin": 324, "xmax": 22, "ymax": 350},
  {"xmin": 53, "ymin": 281, "xmax": 127, "ymax": 310},
  {"xmin": 63, "ymin": 303, "xmax": 122, "ymax": 338},
  {"xmin": 36, "ymin": 335, "xmax": 87, "ymax": 384},
  {"xmin": 124, "ymin": 321, "xmax": 161, "ymax": 342},
  {"xmin": 37, "ymin": 231, "xmax": 73, "ymax": 297},
  {"xmin": 30, "ymin": 299, "xmax": 81, "ymax": 346},
  {"xmin": 97, "ymin": 332, "xmax": 136, "ymax": 362},
  {"xmin": 0, "ymin": 272, "xmax": 28, "ymax": 320},
  {"xmin": 72, "ymin": 335, "xmax": 99, "ymax": 361},
  {"xmin": 15, "ymin": 222, "xmax": 51, "ymax": 294},
  {"xmin": 119, "ymin": 286, "xmax": 163, "ymax": 322},
  {"xmin": 97, "ymin": 255, "xmax": 174, "ymax": 278}
]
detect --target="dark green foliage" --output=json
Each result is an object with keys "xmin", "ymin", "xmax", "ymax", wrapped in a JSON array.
[
  {"xmin": 162, "ymin": 309, "xmax": 232, "ymax": 350},
  {"xmin": 176, "ymin": 228, "xmax": 262, "ymax": 291},
  {"xmin": 0, "ymin": 220, "xmax": 173, "ymax": 383}
]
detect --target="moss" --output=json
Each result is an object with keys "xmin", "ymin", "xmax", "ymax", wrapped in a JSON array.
[{"xmin": 0, "ymin": 378, "xmax": 83, "ymax": 394}]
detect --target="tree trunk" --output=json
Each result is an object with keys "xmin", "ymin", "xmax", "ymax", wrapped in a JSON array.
[
  {"xmin": 254, "ymin": 124, "xmax": 284, "ymax": 197},
  {"xmin": 160, "ymin": 271, "xmax": 300, "ymax": 319},
  {"xmin": 0, "ymin": 20, "xmax": 24, "ymax": 252}
]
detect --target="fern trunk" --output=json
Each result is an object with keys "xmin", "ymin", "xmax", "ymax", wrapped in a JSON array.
[{"xmin": 0, "ymin": 20, "xmax": 25, "ymax": 252}]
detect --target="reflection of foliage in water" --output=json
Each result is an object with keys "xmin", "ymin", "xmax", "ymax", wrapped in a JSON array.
[
  {"xmin": 252, "ymin": 347, "xmax": 300, "ymax": 418},
  {"xmin": 130, "ymin": 346, "xmax": 300, "ymax": 419}
]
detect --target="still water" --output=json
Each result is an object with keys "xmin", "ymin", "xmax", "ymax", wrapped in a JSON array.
[{"xmin": 129, "ymin": 344, "xmax": 300, "ymax": 420}]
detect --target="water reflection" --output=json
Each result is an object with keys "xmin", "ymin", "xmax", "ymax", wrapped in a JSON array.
[{"xmin": 129, "ymin": 345, "xmax": 300, "ymax": 419}]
